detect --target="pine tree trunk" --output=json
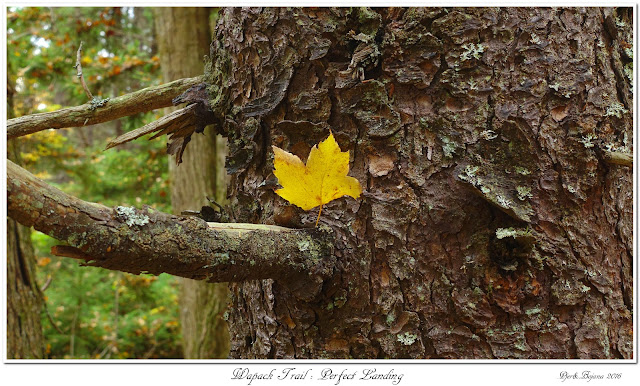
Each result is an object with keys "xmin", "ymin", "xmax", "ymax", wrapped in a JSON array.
[
  {"xmin": 203, "ymin": 7, "xmax": 633, "ymax": 359},
  {"xmin": 153, "ymin": 7, "xmax": 230, "ymax": 358}
]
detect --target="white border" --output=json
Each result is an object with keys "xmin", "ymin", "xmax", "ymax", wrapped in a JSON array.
[{"xmin": 1, "ymin": 2, "xmax": 638, "ymax": 385}]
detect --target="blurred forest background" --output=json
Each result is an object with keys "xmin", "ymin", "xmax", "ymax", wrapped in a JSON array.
[{"xmin": 7, "ymin": 7, "xmax": 218, "ymax": 359}]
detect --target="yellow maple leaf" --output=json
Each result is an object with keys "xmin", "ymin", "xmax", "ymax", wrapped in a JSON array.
[{"xmin": 272, "ymin": 132, "xmax": 362, "ymax": 226}]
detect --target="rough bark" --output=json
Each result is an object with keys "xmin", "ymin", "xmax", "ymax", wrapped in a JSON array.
[
  {"xmin": 6, "ymin": 76, "xmax": 203, "ymax": 139},
  {"xmin": 6, "ymin": 217, "xmax": 45, "ymax": 359},
  {"xmin": 154, "ymin": 7, "xmax": 231, "ymax": 358},
  {"xmin": 203, "ymin": 7, "xmax": 633, "ymax": 359},
  {"xmin": 6, "ymin": 141, "xmax": 45, "ymax": 359}
]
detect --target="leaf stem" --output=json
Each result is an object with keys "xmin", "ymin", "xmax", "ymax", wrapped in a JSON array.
[{"xmin": 315, "ymin": 205, "xmax": 323, "ymax": 227}]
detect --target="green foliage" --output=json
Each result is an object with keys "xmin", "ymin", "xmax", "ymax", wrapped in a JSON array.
[
  {"xmin": 35, "ymin": 252, "xmax": 182, "ymax": 359},
  {"xmin": 9, "ymin": 7, "xmax": 182, "ymax": 359},
  {"xmin": 53, "ymin": 133, "xmax": 171, "ymax": 210},
  {"xmin": 7, "ymin": 7, "xmax": 160, "ymax": 113}
]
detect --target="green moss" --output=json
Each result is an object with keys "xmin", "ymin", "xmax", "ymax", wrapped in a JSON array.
[
  {"xmin": 605, "ymin": 102, "xmax": 628, "ymax": 118},
  {"xmin": 386, "ymin": 311, "xmax": 396, "ymax": 325},
  {"xmin": 356, "ymin": 7, "xmax": 381, "ymax": 36},
  {"xmin": 465, "ymin": 165, "xmax": 479, "ymax": 177},
  {"xmin": 213, "ymin": 252, "xmax": 230, "ymax": 263},
  {"xmin": 495, "ymin": 194, "xmax": 512, "ymax": 208},
  {"xmin": 397, "ymin": 332, "xmax": 418, "ymax": 346},
  {"xmin": 333, "ymin": 295, "xmax": 347, "ymax": 308},
  {"xmin": 579, "ymin": 133, "xmax": 597, "ymax": 149},
  {"xmin": 525, "ymin": 307, "xmax": 542, "ymax": 316},
  {"xmin": 624, "ymin": 63, "xmax": 633, "ymax": 82},
  {"xmin": 480, "ymin": 129, "xmax": 497, "ymax": 140},
  {"xmin": 529, "ymin": 33, "xmax": 542, "ymax": 45},
  {"xmin": 516, "ymin": 186, "xmax": 532, "ymax": 201},
  {"xmin": 115, "ymin": 206, "xmax": 150, "ymax": 227},
  {"xmin": 514, "ymin": 340, "xmax": 528, "ymax": 351},
  {"xmin": 297, "ymin": 239, "xmax": 310, "ymax": 252},
  {"xmin": 89, "ymin": 96, "xmax": 110, "ymax": 111},
  {"xmin": 441, "ymin": 136, "xmax": 457, "ymax": 158},
  {"xmin": 203, "ymin": 43, "xmax": 232, "ymax": 118},
  {"xmin": 460, "ymin": 43, "xmax": 485, "ymax": 61},
  {"xmin": 495, "ymin": 227, "xmax": 532, "ymax": 240}
]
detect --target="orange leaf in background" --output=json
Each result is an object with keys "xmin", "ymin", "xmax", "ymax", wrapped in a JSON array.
[
  {"xmin": 272, "ymin": 132, "xmax": 362, "ymax": 226},
  {"xmin": 37, "ymin": 257, "xmax": 51, "ymax": 267},
  {"xmin": 110, "ymin": 65, "xmax": 122, "ymax": 76}
]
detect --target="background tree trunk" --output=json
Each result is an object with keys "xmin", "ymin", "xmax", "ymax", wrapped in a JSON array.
[
  {"xmin": 204, "ymin": 7, "xmax": 633, "ymax": 358},
  {"xmin": 6, "ymin": 204, "xmax": 44, "ymax": 359},
  {"xmin": 6, "ymin": 79, "xmax": 45, "ymax": 358},
  {"xmin": 153, "ymin": 7, "xmax": 229, "ymax": 358}
]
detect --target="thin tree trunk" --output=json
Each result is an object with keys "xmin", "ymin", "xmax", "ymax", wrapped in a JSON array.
[
  {"xmin": 6, "ymin": 211, "xmax": 45, "ymax": 359},
  {"xmin": 154, "ymin": 7, "xmax": 230, "ymax": 359},
  {"xmin": 203, "ymin": 7, "xmax": 633, "ymax": 359},
  {"xmin": 6, "ymin": 74, "xmax": 45, "ymax": 359}
]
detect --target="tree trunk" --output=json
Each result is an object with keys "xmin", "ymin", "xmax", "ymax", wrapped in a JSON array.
[
  {"xmin": 204, "ymin": 7, "xmax": 633, "ymax": 358},
  {"xmin": 154, "ymin": 7, "xmax": 230, "ymax": 359},
  {"xmin": 6, "ymin": 212, "xmax": 45, "ymax": 359},
  {"xmin": 7, "ymin": 79, "xmax": 45, "ymax": 357}
]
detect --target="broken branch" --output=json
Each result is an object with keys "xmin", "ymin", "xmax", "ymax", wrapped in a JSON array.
[
  {"xmin": 6, "ymin": 76, "xmax": 203, "ymax": 139},
  {"xmin": 602, "ymin": 150, "xmax": 633, "ymax": 167},
  {"xmin": 105, "ymin": 104, "xmax": 197, "ymax": 150},
  {"xmin": 105, "ymin": 82, "xmax": 216, "ymax": 164},
  {"xmin": 7, "ymin": 160, "xmax": 334, "ymax": 286},
  {"xmin": 74, "ymin": 41, "xmax": 93, "ymax": 100}
]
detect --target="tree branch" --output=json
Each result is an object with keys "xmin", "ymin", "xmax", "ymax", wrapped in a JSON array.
[
  {"xmin": 74, "ymin": 41, "xmax": 93, "ymax": 100},
  {"xmin": 7, "ymin": 160, "xmax": 335, "ymax": 290},
  {"xmin": 6, "ymin": 76, "xmax": 204, "ymax": 139},
  {"xmin": 602, "ymin": 150, "xmax": 633, "ymax": 167},
  {"xmin": 104, "ymin": 104, "xmax": 198, "ymax": 150}
]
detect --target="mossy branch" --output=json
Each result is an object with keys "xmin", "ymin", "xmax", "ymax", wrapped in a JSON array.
[
  {"xmin": 6, "ymin": 76, "xmax": 203, "ymax": 139},
  {"xmin": 7, "ymin": 160, "xmax": 334, "ymax": 285}
]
